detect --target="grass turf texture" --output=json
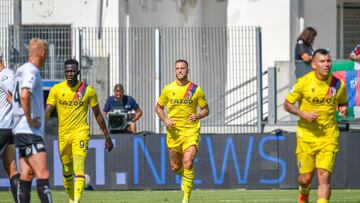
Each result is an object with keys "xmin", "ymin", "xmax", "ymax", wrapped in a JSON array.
[{"xmin": 0, "ymin": 189, "xmax": 359, "ymax": 203}]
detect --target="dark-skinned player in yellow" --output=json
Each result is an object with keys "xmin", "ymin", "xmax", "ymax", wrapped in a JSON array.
[{"xmin": 45, "ymin": 59, "xmax": 113, "ymax": 203}]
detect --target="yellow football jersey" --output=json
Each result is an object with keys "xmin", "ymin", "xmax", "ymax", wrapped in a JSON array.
[
  {"xmin": 286, "ymin": 71, "xmax": 347, "ymax": 142},
  {"xmin": 47, "ymin": 80, "xmax": 98, "ymax": 136},
  {"xmin": 157, "ymin": 80, "xmax": 207, "ymax": 131}
]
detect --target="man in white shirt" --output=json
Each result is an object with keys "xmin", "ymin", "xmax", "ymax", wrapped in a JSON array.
[
  {"xmin": 12, "ymin": 38, "xmax": 52, "ymax": 203},
  {"xmin": 0, "ymin": 50, "xmax": 20, "ymax": 202}
]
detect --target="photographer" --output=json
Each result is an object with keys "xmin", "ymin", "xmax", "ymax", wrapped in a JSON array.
[{"xmin": 103, "ymin": 84, "xmax": 142, "ymax": 133}]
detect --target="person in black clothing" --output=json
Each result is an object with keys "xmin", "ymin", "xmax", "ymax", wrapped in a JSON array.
[
  {"xmin": 103, "ymin": 84, "xmax": 142, "ymax": 133},
  {"xmin": 295, "ymin": 27, "xmax": 317, "ymax": 79}
]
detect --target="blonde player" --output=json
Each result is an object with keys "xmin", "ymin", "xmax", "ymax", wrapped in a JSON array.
[
  {"xmin": 156, "ymin": 59, "xmax": 209, "ymax": 203},
  {"xmin": 45, "ymin": 59, "xmax": 113, "ymax": 203},
  {"xmin": 13, "ymin": 38, "xmax": 52, "ymax": 203},
  {"xmin": 284, "ymin": 49, "xmax": 348, "ymax": 203}
]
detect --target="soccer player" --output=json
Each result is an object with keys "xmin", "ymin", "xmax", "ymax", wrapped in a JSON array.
[
  {"xmin": 0, "ymin": 51, "xmax": 20, "ymax": 202},
  {"xmin": 284, "ymin": 49, "xmax": 348, "ymax": 203},
  {"xmin": 155, "ymin": 59, "xmax": 209, "ymax": 203},
  {"xmin": 45, "ymin": 59, "xmax": 114, "ymax": 203},
  {"xmin": 12, "ymin": 38, "xmax": 52, "ymax": 203}
]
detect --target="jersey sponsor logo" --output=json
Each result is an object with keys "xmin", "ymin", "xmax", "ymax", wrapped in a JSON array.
[
  {"xmin": 306, "ymin": 96, "xmax": 338, "ymax": 105},
  {"xmin": 170, "ymin": 98, "xmax": 193, "ymax": 105},
  {"xmin": 59, "ymin": 99, "xmax": 84, "ymax": 106}
]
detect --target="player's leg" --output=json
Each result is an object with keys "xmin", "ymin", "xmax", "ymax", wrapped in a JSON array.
[
  {"xmin": 3, "ymin": 144, "xmax": 20, "ymax": 202},
  {"xmin": 168, "ymin": 149, "xmax": 184, "ymax": 176},
  {"xmin": 181, "ymin": 145, "xmax": 197, "ymax": 203},
  {"xmin": 27, "ymin": 149, "xmax": 52, "ymax": 203},
  {"xmin": 59, "ymin": 138, "xmax": 75, "ymax": 202},
  {"xmin": 315, "ymin": 142, "xmax": 338, "ymax": 203},
  {"xmin": 18, "ymin": 157, "xmax": 34, "ymax": 203},
  {"xmin": 317, "ymin": 169, "xmax": 331, "ymax": 203},
  {"xmin": 0, "ymin": 130, "xmax": 20, "ymax": 202},
  {"xmin": 296, "ymin": 140, "xmax": 315, "ymax": 203},
  {"xmin": 72, "ymin": 134, "xmax": 90, "ymax": 203}
]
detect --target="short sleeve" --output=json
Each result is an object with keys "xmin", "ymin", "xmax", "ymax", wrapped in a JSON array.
[
  {"xmin": 46, "ymin": 85, "xmax": 57, "ymax": 106},
  {"xmin": 338, "ymin": 81, "xmax": 348, "ymax": 105},
  {"xmin": 128, "ymin": 96, "xmax": 139, "ymax": 110},
  {"xmin": 157, "ymin": 86, "xmax": 169, "ymax": 107},
  {"xmin": 1, "ymin": 71, "xmax": 14, "ymax": 93},
  {"xmin": 197, "ymin": 87, "xmax": 207, "ymax": 108},
  {"xmin": 89, "ymin": 88, "xmax": 99, "ymax": 107},
  {"xmin": 103, "ymin": 97, "xmax": 111, "ymax": 112},
  {"xmin": 286, "ymin": 79, "xmax": 304, "ymax": 104},
  {"xmin": 21, "ymin": 68, "xmax": 37, "ymax": 92}
]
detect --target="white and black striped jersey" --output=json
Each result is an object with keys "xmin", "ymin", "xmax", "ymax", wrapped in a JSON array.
[
  {"xmin": 12, "ymin": 63, "xmax": 44, "ymax": 137},
  {"xmin": 0, "ymin": 67, "xmax": 14, "ymax": 129}
]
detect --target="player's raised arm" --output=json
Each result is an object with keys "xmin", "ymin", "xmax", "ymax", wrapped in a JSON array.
[{"xmin": 91, "ymin": 104, "xmax": 113, "ymax": 152}]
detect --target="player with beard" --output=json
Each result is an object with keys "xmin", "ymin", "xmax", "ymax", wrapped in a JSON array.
[{"xmin": 155, "ymin": 59, "xmax": 209, "ymax": 203}]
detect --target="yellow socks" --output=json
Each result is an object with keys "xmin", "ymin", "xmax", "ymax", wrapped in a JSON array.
[
  {"xmin": 63, "ymin": 174, "xmax": 74, "ymax": 201},
  {"xmin": 63, "ymin": 162, "xmax": 74, "ymax": 201},
  {"xmin": 74, "ymin": 175, "xmax": 85, "ymax": 202},
  {"xmin": 175, "ymin": 167, "xmax": 184, "ymax": 176},
  {"xmin": 73, "ymin": 155, "xmax": 86, "ymax": 202},
  {"xmin": 182, "ymin": 168, "xmax": 194, "ymax": 201},
  {"xmin": 317, "ymin": 198, "xmax": 329, "ymax": 203}
]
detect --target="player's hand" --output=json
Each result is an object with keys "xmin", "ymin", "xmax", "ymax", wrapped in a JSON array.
[
  {"xmin": 189, "ymin": 114, "xmax": 199, "ymax": 121},
  {"xmin": 338, "ymin": 105, "xmax": 348, "ymax": 118},
  {"xmin": 105, "ymin": 137, "xmax": 114, "ymax": 152},
  {"xmin": 28, "ymin": 117, "xmax": 41, "ymax": 128},
  {"xmin": 302, "ymin": 111, "xmax": 319, "ymax": 122},
  {"xmin": 164, "ymin": 118, "xmax": 175, "ymax": 129}
]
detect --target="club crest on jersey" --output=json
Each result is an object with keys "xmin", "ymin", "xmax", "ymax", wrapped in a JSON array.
[
  {"xmin": 329, "ymin": 87, "xmax": 337, "ymax": 97},
  {"xmin": 76, "ymin": 92, "xmax": 83, "ymax": 100},
  {"xmin": 73, "ymin": 82, "xmax": 88, "ymax": 101},
  {"xmin": 186, "ymin": 91, "xmax": 193, "ymax": 99}
]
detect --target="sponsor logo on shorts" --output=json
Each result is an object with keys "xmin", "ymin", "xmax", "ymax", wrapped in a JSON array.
[
  {"xmin": 25, "ymin": 146, "xmax": 31, "ymax": 156},
  {"xmin": 37, "ymin": 142, "xmax": 45, "ymax": 150}
]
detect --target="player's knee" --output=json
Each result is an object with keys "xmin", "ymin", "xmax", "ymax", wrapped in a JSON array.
[
  {"xmin": 298, "ymin": 174, "xmax": 312, "ymax": 185},
  {"xmin": 36, "ymin": 169, "xmax": 51, "ymax": 180},
  {"xmin": 20, "ymin": 170, "xmax": 34, "ymax": 181},
  {"xmin": 170, "ymin": 163, "xmax": 181, "ymax": 172},
  {"xmin": 183, "ymin": 159, "xmax": 193, "ymax": 170},
  {"xmin": 318, "ymin": 170, "xmax": 331, "ymax": 184}
]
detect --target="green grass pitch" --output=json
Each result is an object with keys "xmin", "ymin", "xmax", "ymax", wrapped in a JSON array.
[{"xmin": 1, "ymin": 189, "xmax": 360, "ymax": 203}]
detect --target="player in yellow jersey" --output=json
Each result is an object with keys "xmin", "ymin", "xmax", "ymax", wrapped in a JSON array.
[
  {"xmin": 156, "ymin": 59, "xmax": 209, "ymax": 203},
  {"xmin": 45, "ymin": 59, "xmax": 113, "ymax": 203},
  {"xmin": 284, "ymin": 49, "xmax": 348, "ymax": 203}
]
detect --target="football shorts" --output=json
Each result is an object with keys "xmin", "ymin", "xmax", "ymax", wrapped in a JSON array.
[
  {"xmin": 59, "ymin": 131, "xmax": 89, "ymax": 164},
  {"xmin": 296, "ymin": 140, "xmax": 338, "ymax": 174},
  {"xmin": 166, "ymin": 127, "xmax": 200, "ymax": 153}
]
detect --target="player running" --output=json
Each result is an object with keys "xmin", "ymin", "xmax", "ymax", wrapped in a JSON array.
[
  {"xmin": 284, "ymin": 49, "xmax": 348, "ymax": 203},
  {"xmin": 156, "ymin": 59, "xmax": 209, "ymax": 203}
]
